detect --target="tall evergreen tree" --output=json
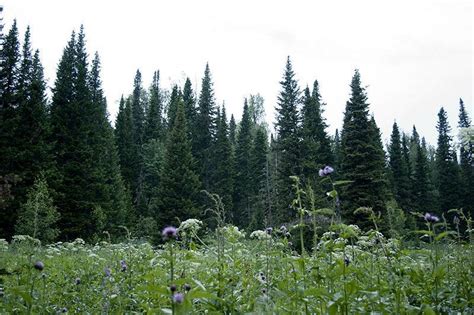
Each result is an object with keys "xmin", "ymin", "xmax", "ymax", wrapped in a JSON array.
[
  {"xmin": 340, "ymin": 70, "xmax": 387, "ymax": 229},
  {"xmin": 229, "ymin": 114, "xmax": 237, "ymax": 148},
  {"xmin": 194, "ymin": 63, "xmax": 217, "ymax": 190},
  {"xmin": 144, "ymin": 70, "xmax": 163, "ymax": 142},
  {"xmin": 234, "ymin": 100, "xmax": 254, "ymax": 226},
  {"xmin": 182, "ymin": 77, "xmax": 196, "ymax": 136},
  {"xmin": 115, "ymin": 96, "xmax": 134, "ymax": 190},
  {"xmin": 274, "ymin": 57, "xmax": 301, "ymax": 222},
  {"xmin": 249, "ymin": 126, "xmax": 269, "ymax": 229},
  {"xmin": 435, "ymin": 107, "xmax": 460, "ymax": 214},
  {"xmin": 213, "ymin": 106, "xmax": 234, "ymax": 216},
  {"xmin": 413, "ymin": 141, "xmax": 430, "ymax": 213},
  {"xmin": 388, "ymin": 122, "xmax": 411, "ymax": 211},
  {"xmin": 301, "ymin": 80, "xmax": 333, "ymax": 185},
  {"xmin": 50, "ymin": 28, "xmax": 128, "ymax": 239},
  {"xmin": 332, "ymin": 129, "xmax": 342, "ymax": 176},
  {"xmin": 166, "ymin": 84, "xmax": 180, "ymax": 132},
  {"xmin": 457, "ymin": 98, "xmax": 473, "ymax": 215},
  {"xmin": 157, "ymin": 98, "xmax": 200, "ymax": 227}
]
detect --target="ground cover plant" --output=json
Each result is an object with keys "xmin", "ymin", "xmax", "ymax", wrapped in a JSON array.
[{"xmin": 1, "ymin": 194, "xmax": 473, "ymax": 314}]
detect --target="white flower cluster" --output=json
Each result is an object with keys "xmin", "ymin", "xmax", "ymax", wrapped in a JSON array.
[
  {"xmin": 250, "ymin": 230, "xmax": 271, "ymax": 240},
  {"xmin": 221, "ymin": 225, "xmax": 245, "ymax": 241},
  {"xmin": 178, "ymin": 218, "xmax": 203, "ymax": 237}
]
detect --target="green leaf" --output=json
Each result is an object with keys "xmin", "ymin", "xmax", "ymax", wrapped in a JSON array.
[
  {"xmin": 434, "ymin": 231, "xmax": 455, "ymax": 241},
  {"xmin": 326, "ymin": 190, "xmax": 338, "ymax": 198},
  {"xmin": 332, "ymin": 180, "xmax": 353, "ymax": 186}
]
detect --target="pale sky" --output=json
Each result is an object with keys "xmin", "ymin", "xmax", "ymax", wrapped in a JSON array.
[{"xmin": 3, "ymin": 0, "xmax": 473, "ymax": 145}]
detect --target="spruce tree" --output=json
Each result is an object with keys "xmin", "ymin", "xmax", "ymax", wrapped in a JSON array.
[
  {"xmin": 115, "ymin": 96, "xmax": 135, "ymax": 190},
  {"xmin": 144, "ymin": 70, "xmax": 163, "ymax": 142},
  {"xmin": 388, "ymin": 122, "xmax": 411, "ymax": 211},
  {"xmin": 435, "ymin": 107, "xmax": 460, "ymax": 214},
  {"xmin": 229, "ymin": 114, "xmax": 237, "ymax": 148},
  {"xmin": 166, "ymin": 84, "xmax": 180, "ymax": 132},
  {"xmin": 274, "ymin": 57, "xmax": 301, "ymax": 223},
  {"xmin": 213, "ymin": 106, "xmax": 234, "ymax": 216},
  {"xmin": 340, "ymin": 70, "xmax": 387, "ymax": 229},
  {"xmin": 182, "ymin": 77, "xmax": 196, "ymax": 138},
  {"xmin": 413, "ymin": 141, "xmax": 430, "ymax": 213},
  {"xmin": 249, "ymin": 126, "xmax": 269, "ymax": 229},
  {"xmin": 234, "ymin": 100, "xmax": 254, "ymax": 226},
  {"xmin": 157, "ymin": 98, "xmax": 200, "ymax": 227},
  {"xmin": 301, "ymin": 80, "xmax": 333, "ymax": 186},
  {"xmin": 457, "ymin": 98, "xmax": 473, "ymax": 215},
  {"xmin": 194, "ymin": 63, "xmax": 217, "ymax": 190},
  {"xmin": 332, "ymin": 129, "xmax": 342, "ymax": 176}
]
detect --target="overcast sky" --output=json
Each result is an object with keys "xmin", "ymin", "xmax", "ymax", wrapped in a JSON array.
[{"xmin": 3, "ymin": 0, "xmax": 472, "ymax": 145}]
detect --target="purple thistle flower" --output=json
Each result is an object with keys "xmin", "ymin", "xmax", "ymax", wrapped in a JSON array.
[
  {"xmin": 104, "ymin": 267, "xmax": 111, "ymax": 277},
  {"xmin": 424, "ymin": 213, "xmax": 439, "ymax": 223},
  {"xmin": 120, "ymin": 260, "xmax": 127, "ymax": 272},
  {"xmin": 170, "ymin": 284, "xmax": 177, "ymax": 292},
  {"xmin": 34, "ymin": 261, "xmax": 44, "ymax": 271},
  {"xmin": 162, "ymin": 226, "xmax": 178, "ymax": 240},
  {"xmin": 265, "ymin": 227, "xmax": 273, "ymax": 235},
  {"xmin": 173, "ymin": 292, "xmax": 184, "ymax": 304},
  {"xmin": 184, "ymin": 283, "xmax": 191, "ymax": 291},
  {"xmin": 319, "ymin": 165, "xmax": 335, "ymax": 177}
]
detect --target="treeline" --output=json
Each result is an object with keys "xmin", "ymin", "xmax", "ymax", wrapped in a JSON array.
[{"xmin": 0, "ymin": 22, "xmax": 472, "ymax": 242}]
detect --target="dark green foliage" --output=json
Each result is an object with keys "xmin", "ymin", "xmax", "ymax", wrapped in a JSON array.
[
  {"xmin": 340, "ymin": 70, "xmax": 387, "ymax": 229},
  {"xmin": 157, "ymin": 98, "xmax": 201, "ymax": 227},
  {"xmin": 212, "ymin": 106, "xmax": 234, "ymax": 217},
  {"xmin": 457, "ymin": 98, "xmax": 473, "ymax": 216},
  {"xmin": 435, "ymin": 107, "xmax": 461, "ymax": 214},
  {"xmin": 248, "ymin": 126, "xmax": 269, "ymax": 230},
  {"xmin": 233, "ymin": 100, "xmax": 254, "ymax": 226},
  {"xmin": 229, "ymin": 114, "xmax": 237, "ymax": 148},
  {"xmin": 194, "ymin": 63, "xmax": 217, "ymax": 190},
  {"xmin": 301, "ymin": 81, "xmax": 333, "ymax": 185},
  {"xmin": 274, "ymin": 57, "xmax": 301, "ymax": 222},
  {"xmin": 388, "ymin": 122, "xmax": 412, "ymax": 211},
  {"xmin": 115, "ymin": 97, "xmax": 134, "ymax": 190},
  {"xmin": 332, "ymin": 129, "xmax": 342, "ymax": 176},
  {"xmin": 144, "ymin": 70, "xmax": 163, "ymax": 142},
  {"xmin": 166, "ymin": 84, "xmax": 181, "ymax": 132},
  {"xmin": 182, "ymin": 77, "xmax": 197, "ymax": 139},
  {"xmin": 413, "ymin": 141, "xmax": 431, "ymax": 213},
  {"xmin": 50, "ymin": 28, "xmax": 129, "ymax": 239}
]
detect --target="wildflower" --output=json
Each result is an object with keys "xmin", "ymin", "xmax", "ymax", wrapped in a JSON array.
[
  {"xmin": 319, "ymin": 165, "xmax": 334, "ymax": 177},
  {"xmin": 184, "ymin": 284, "xmax": 191, "ymax": 291},
  {"xmin": 34, "ymin": 261, "xmax": 44, "ymax": 271},
  {"xmin": 104, "ymin": 267, "xmax": 111, "ymax": 277},
  {"xmin": 265, "ymin": 227, "xmax": 273, "ymax": 235},
  {"xmin": 75, "ymin": 278, "xmax": 81, "ymax": 285},
  {"xmin": 170, "ymin": 284, "xmax": 177, "ymax": 292},
  {"xmin": 162, "ymin": 226, "xmax": 178, "ymax": 240},
  {"xmin": 424, "ymin": 213, "xmax": 439, "ymax": 223},
  {"xmin": 120, "ymin": 260, "xmax": 127, "ymax": 272},
  {"xmin": 173, "ymin": 292, "xmax": 184, "ymax": 304}
]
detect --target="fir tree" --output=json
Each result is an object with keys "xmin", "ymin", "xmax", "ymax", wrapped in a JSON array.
[
  {"xmin": 157, "ymin": 98, "xmax": 200, "ymax": 227},
  {"xmin": 115, "ymin": 96, "xmax": 135, "ymax": 190},
  {"xmin": 167, "ymin": 84, "xmax": 180, "ymax": 132},
  {"xmin": 144, "ymin": 70, "xmax": 163, "ymax": 142},
  {"xmin": 234, "ymin": 100, "xmax": 254, "ymax": 226},
  {"xmin": 229, "ymin": 114, "xmax": 237, "ymax": 148},
  {"xmin": 249, "ymin": 126, "xmax": 269, "ymax": 230},
  {"xmin": 332, "ymin": 129, "xmax": 342, "ymax": 176},
  {"xmin": 194, "ymin": 63, "xmax": 217, "ymax": 190},
  {"xmin": 213, "ymin": 106, "xmax": 234, "ymax": 216},
  {"xmin": 274, "ymin": 57, "xmax": 301, "ymax": 222},
  {"xmin": 435, "ymin": 107, "xmax": 460, "ymax": 214},
  {"xmin": 413, "ymin": 141, "xmax": 430, "ymax": 213},
  {"xmin": 301, "ymin": 80, "xmax": 333, "ymax": 185},
  {"xmin": 182, "ymin": 77, "xmax": 196, "ymax": 138},
  {"xmin": 388, "ymin": 122, "xmax": 411, "ymax": 211},
  {"xmin": 340, "ymin": 70, "xmax": 387, "ymax": 229}
]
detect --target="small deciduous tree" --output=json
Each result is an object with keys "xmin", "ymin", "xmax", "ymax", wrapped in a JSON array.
[{"xmin": 15, "ymin": 175, "xmax": 60, "ymax": 243}]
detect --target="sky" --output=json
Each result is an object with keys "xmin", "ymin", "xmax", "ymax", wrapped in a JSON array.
[{"xmin": 2, "ymin": 0, "xmax": 472, "ymax": 145}]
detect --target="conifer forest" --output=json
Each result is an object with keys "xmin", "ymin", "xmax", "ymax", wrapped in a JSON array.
[{"xmin": 0, "ymin": 10, "xmax": 473, "ymax": 314}]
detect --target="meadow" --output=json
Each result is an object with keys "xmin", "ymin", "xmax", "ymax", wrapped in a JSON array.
[{"xmin": 0, "ymin": 212, "xmax": 473, "ymax": 314}]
